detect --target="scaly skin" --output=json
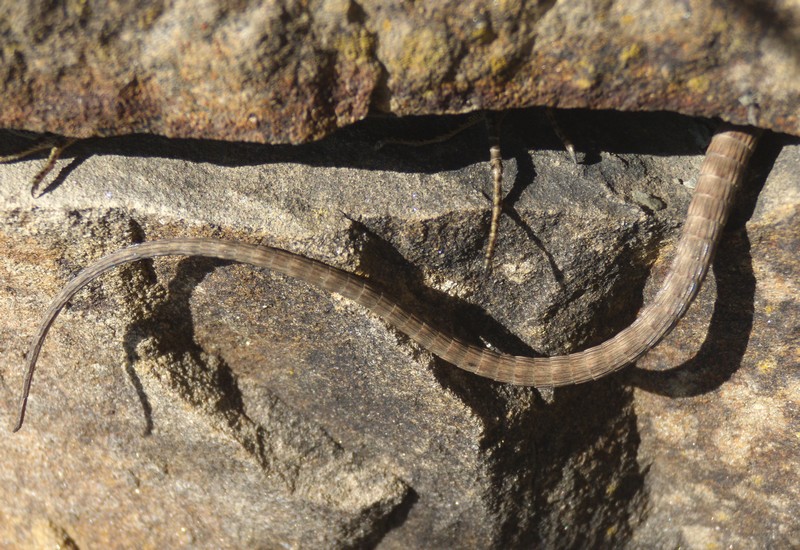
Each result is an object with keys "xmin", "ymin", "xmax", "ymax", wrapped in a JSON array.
[{"xmin": 12, "ymin": 125, "xmax": 760, "ymax": 431}]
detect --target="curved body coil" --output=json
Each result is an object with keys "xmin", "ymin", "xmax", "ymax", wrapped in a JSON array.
[{"xmin": 13, "ymin": 126, "xmax": 759, "ymax": 431}]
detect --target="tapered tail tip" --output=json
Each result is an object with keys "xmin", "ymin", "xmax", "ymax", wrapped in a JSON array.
[{"xmin": 11, "ymin": 401, "xmax": 27, "ymax": 433}]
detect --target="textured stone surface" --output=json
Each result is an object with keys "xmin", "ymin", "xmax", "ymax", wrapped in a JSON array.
[
  {"xmin": 1, "ymin": 110, "xmax": 796, "ymax": 547},
  {"xmin": 0, "ymin": 0, "xmax": 798, "ymax": 143},
  {"xmin": 628, "ymin": 132, "xmax": 800, "ymax": 549}
]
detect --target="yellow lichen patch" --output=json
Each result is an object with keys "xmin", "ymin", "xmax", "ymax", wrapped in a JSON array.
[
  {"xmin": 469, "ymin": 17, "xmax": 493, "ymax": 43},
  {"xmin": 687, "ymin": 76, "xmax": 710, "ymax": 94},
  {"xmin": 619, "ymin": 43, "xmax": 642, "ymax": 65},
  {"xmin": 422, "ymin": 89, "xmax": 438, "ymax": 102},
  {"xmin": 335, "ymin": 29, "xmax": 374, "ymax": 62},
  {"xmin": 137, "ymin": 4, "xmax": 164, "ymax": 28},
  {"xmin": 572, "ymin": 59, "xmax": 597, "ymax": 90},
  {"xmin": 757, "ymin": 358, "xmax": 777, "ymax": 374},
  {"xmin": 488, "ymin": 52, "xmax": 510, "ymax": 76},
  {"xmin": 398, "ymin": 27, "xmax": 452, "ymax": 86},
  {"xmin": 710, "ymin": 17, "xmax": 730, "ymax": 35}
]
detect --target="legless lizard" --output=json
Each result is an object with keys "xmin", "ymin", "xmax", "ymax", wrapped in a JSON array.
[{"xmin": 12, "ymin": 124, "xmax": 759, "ymax": 432}]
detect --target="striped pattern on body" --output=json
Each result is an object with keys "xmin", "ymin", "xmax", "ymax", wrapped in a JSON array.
[{"xmin": 13, "ymin": 126, "xmax": 760, "ymax": 431}]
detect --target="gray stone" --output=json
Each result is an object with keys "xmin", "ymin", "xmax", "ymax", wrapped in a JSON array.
[{"xmin": 1, "ymin": 111, "xmax": 796, "ymax": 547}]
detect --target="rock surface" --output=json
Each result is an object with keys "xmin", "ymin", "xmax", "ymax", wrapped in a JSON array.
[
  {"xmin": 0, "ymin": 0, "xmax": 798, "ymax": 142},
  {"xmin": 0, "ymin": 110, "xmax": 797, "ymax": 547}
]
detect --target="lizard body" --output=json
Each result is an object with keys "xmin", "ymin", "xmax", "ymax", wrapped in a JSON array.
[{"xmin": 13, "ymin": 125, "xmax": 760, "ymax": 431}]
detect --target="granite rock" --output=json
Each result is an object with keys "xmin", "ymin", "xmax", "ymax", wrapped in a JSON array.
[
  {"xmin": 0, "ymin": 110, "xmax": 796, "ymax": 547},
  {"xmin": 0, "ymin": 0, "xmax": 798, "ymax": 143}
]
